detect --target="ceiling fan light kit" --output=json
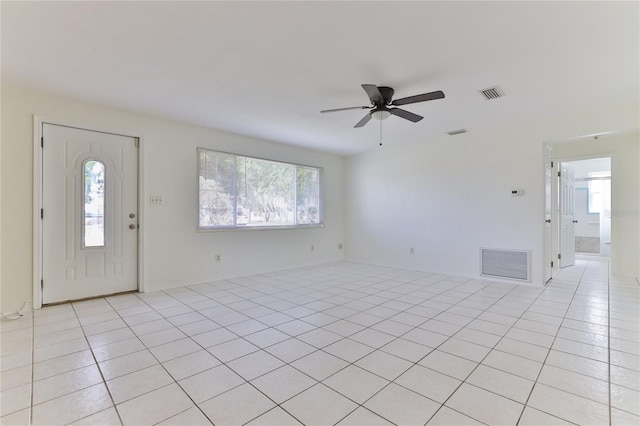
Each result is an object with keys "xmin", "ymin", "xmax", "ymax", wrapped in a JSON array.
[{"xmin": 371, "ymin": 110, "xmax": 391, "ymax": 121}]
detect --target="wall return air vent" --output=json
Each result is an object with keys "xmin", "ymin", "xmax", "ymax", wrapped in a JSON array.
[
  {"xmin": 479, "ymin": 86, "xmax": 505, "ymax": 100},
  {"xmin": 480, "ymin": 247, "xmax": 530, "ymax": 281}
]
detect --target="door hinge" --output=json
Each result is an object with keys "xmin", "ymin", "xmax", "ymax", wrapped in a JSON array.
[
  {"xmin": 551, "ymin": 161, "xmax": 554, "ymax": 168},
  {"xmin": 41, "ymin": 136, "xmax": 44, "ymax": 148},
  {"xmin": 551, "ymin": 261, "xmax": 554, "ymax": 268},
  {"xmin": 41, "ymin": 208, "xmax": 43, "ymax": 219},
  {"xmin": 41, "ymin": 279, "xmax": 44, "ymax": 290},
  {"xmin": 134, "ymin": 138, "xmax": 139, "ymax": 148},
  {"xmin": 558, "ymin": 253, "xmax": 562, "ymax": 260},
  {"xmin": 558, "ymin": 171, "xmax": 561, "ymax": 177}
]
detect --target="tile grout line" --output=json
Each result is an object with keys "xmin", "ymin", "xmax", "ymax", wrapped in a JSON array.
[
  {"xmin": 607, "ymin": 261, "xmax": 611, "ymax": 426},
  {"xmin": 29, "ymin": 309, "xmax": 35, "ymax": 425}
]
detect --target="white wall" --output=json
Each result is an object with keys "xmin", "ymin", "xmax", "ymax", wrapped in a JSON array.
[
  {"xmin": 553, "ymin": 133, "xmax": 639, "ymax": 277},
  {"xmin": 344, "ymin": 127, "xmax": 545, "ymax": 284},
  {"xmin": 1, "ymin": 82, "xmax": 345, "ymax": 312}
]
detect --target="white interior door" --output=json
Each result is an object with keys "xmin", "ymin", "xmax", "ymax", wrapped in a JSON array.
[
  {"xmin": 544, "ymin": 144, "xmax": 553, "ymax": 282},
  {"xmin": 559, "ymin": 163, "xmax": 576, "ymax": 268},
  {"xmin": 42, "ymin": 124, "xmax": 138, "ymax": 304}
]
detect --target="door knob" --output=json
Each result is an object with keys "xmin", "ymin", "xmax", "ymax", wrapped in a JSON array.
[
  {"xmin": 572, "ymin": 220, "xmax": 578, "ymax": 223},
  {"xmin": 129, "ymin": 213, "xmax": 136, "ymax": 219},
  {"xmin": 545, "ymin": 219, "xmax": 551, "ymax": 223},
  {"xmin": 129, "ymin": 224, "xmax": 136, "ymax": 230}
]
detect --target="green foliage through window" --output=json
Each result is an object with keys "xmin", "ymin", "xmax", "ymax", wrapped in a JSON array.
[{"xmin": 198, "ymin": 149, "xmax": 322, "ymax": 229}]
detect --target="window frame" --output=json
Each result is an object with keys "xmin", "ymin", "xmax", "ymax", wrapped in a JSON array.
[{"xmin": 197, "ymin": 148, "xmax": 324, "ymax": 231}]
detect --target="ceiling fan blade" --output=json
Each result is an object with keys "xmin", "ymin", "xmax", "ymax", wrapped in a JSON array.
[
  {"xmin": 320, "ymin": 106, "xmax": 369, "ymax": 113},
  {"xmin": 391, "ymin": 90, "xmax": 445, "ymax": 106},
  {"xmin": 354, "ymin": 112, "xmax": 372, "ymax": 128},
  {"xmin": 361, "ymin": 84, "xmax": 384, "ymax": 104},
  {"xmin": 389, "ymin": 108, "xmax": 423, "ymax": 123}
]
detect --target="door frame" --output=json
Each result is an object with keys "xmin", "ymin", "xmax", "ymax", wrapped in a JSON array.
[
  {"xmin": 550, "ymin": 151, "xmax": 614, "ymax": 274},
  {"xmin": 33, "ymin": 116, "xmax": 146, "ymax": 309},
  {"xmin": 543, "ymin": 143, "xmax": 553, "ymax": 284}
]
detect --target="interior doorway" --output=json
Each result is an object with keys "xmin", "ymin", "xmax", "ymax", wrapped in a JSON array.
[{"xmin": 559, "ymin": 157, "xmax": 612, "ymax": 264}]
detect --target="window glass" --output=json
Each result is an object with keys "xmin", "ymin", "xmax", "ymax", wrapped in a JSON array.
[
  {"xmin": 588, "ymin": 171, "xmax": 610, "ymax": 214},
  {"xmin": 84, "ymin": 160, "xmax": 105, "ymax": 247},
  {"xmin": 198, "ymin": 149, "xmax": 322, "ymax": 229},
  {"xmin": 199, "ymin": 150, "xmax": 236, "ymax": 227},
  {"xmin": 297, "ymin": 166, "xmax": 320, "ymax": 225}
]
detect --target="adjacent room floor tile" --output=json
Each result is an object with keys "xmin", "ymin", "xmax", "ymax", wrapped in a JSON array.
[
  {"xmin": 33, "ymin": 364, "xmax": 103, "ymax": 405},
  {"xmin": 155, "ymin": 407, "xmax": 213, "ymax": 425},
  {"xmin": 162, "ymin": 350, "xmax": 221, "ymax": 381},
  {"xmin": 426, "ymin": 406, "xmax": 484, "ymax": 425},
  {"xmin": 282, "ymin": 384, "xmax": 358, "ymax": 426},
  {"xmin": 465, "ymin": 364, "xmax": 534, "ymax": 403},
  {"xmin": 355, "ymin": 350, "xmax": 413, "ymax": 381},
  {"xmin": 116, "ymin": 383, "xmax": 194, "ymax": 425},
  {"xmin": 395, "ymin": 364, "xmax": 461, "ymax": 403},
  {"xmin": 226, "ymin": 350, "xmax": 284, "ymax": 380},
  {"xmin": 323, "ymin": 365, "xmax": 389, "ymax": 404},
  {"xmin": 106, "ymin": 364, "xmax": 174, "ymax": 404},
  {"xmin": 251, "ymin": 365, "xmax": 316, "ymax": 404},
  {"xmin": 527, "ymin": 383, "xmax": 609, "ymax": 425},
  {"xmin": 245, "ymin": 407, "xmax": 303, "ymax": 425},
  {"xmin": 179, "ymin": 365, "xmax": 245, "ymax": 403},
  {"xmin": 363, "ymin": 383, "xmax": 440, "ymax": 426},
  {"xmin": 265, "ymin": 338, "xmax": 317, "ymax": 363},
  {"xmin": 445, "ymin": 383, "xmax": 524, "ymax": 425},
  {"xmin": 31, "ymin": 383, "xmax": 113, "ymax": 426},
  {"xmin": 336, "ymin": 407, "xmax": 394, "ymax": 425},
  {"xmin": 98, "ymin": 349, "xmax": 157, "ymax": 381},
  {"xmin": 291, "ymin": 350, "xmax": 349, "ymax": 381},
  {"xmin": 199, "ymin": 383, "xmax": 275, "ymax": 425}
]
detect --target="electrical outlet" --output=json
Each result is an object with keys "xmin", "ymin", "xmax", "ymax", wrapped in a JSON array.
[
  {"xmin": 410, "ymin": 248, "xmax": 415, "ymax": 255},
  {"xmin": 338, "ymin": 243, "xmax": 343, "ymax": 250},
  {"xmin": 215, "ymin": 254, "xmax": 221, "ymax": 262},
  {"xmin": 149, "ymin": 195, "xmax": 163, "ymax": 205}
]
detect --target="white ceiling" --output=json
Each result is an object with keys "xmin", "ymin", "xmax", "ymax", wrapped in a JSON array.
[{"xmin": 2, "ymin": 1, "xmax": 638, "ymax": 155}]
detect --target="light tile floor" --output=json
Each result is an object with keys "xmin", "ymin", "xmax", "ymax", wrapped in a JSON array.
[{"xmin": 1, "ymin": 259, "xmax": 639, "ymax": 425}]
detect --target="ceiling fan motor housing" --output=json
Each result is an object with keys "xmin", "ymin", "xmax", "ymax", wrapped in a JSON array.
[{"xmin": 376, "ymin": 86, "xmax": 395, "ymax": 106}]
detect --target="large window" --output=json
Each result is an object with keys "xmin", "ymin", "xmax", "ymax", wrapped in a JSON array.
[{"xmin": 198, "ymin": 149, "xmax": 322, "ymax": 229}]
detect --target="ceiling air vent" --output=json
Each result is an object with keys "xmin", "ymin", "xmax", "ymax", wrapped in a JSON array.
[
  {"xmin": 479, "ymin": 86, "xmax": 505, "ymax": 100},
  {"xmin": 447, "ymin": 129, "xmax": 467, "ymax": 136}
]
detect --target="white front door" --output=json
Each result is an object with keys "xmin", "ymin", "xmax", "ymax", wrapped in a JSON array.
[
  {"xmin": 42, "ymin": 124, "xmax": 138, "ymax": 304},
  {"xmin": 559, "ymin": 163, "xmax": 576, "ymax": 268}
]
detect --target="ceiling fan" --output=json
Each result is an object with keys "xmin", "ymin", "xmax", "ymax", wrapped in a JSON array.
[{"xmin": 321, "ymin": 84, "xmax": 445, "ymax": 128}]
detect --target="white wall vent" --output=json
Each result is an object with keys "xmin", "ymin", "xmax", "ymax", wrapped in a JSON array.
[
  {"xmin": 479, "ymin": 86, "xmax": 505, "ymax": 100},
  {"xmin": 480, "ymin": 248, "xmax": 530, "ymax": 281}
]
